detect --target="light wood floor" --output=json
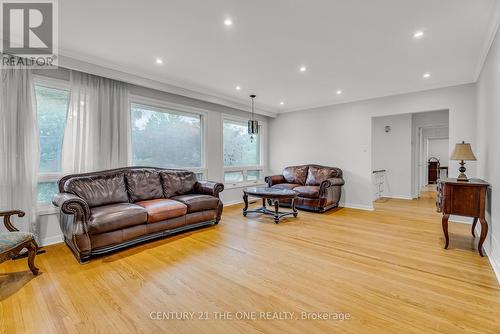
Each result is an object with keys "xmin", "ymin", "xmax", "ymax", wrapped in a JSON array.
[{"xmin": 1, "ymin": 194, "xmax": 500, "ymax": 333}]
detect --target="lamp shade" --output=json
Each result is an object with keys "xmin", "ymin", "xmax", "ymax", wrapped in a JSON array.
[{"xmin": 450, "ymin": 141, "xmax": 476, "ymax": 161}]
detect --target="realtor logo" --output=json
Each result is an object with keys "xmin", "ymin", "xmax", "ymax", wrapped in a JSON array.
[{"xmin": 0, "ymin": 0, "xmax": 58, "ymax": 68}]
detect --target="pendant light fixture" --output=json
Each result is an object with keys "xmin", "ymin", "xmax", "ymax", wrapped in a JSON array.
[{"xmin": 248, "ymin": 94, "xmax": 259, "ymax": 142}]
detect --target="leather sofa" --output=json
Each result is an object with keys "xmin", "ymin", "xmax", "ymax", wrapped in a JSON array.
[
  {"xmin": 265, "ymin": 164, "xmax": 344, "ymax": 212},
  {"xmin": 53, "ymin": 167, "xmax": 224, "ymax": 263}
]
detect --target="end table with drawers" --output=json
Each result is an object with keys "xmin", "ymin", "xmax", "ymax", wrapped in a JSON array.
[{"xmin": 437, "ymin": 178, "xmax": 490, "ymax": 256}]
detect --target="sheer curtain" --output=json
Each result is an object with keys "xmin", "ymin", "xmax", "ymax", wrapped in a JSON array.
[
  {"xmin": 0, "ymin": 66, "xmax": 40, "ymax": 235},
  {"xmin": 62, "ymin": 71, "xmax": 130, "ymax": 173}
]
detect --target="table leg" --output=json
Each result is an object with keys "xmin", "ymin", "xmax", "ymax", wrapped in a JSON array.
[
  {"xmin": 243, "ymin": 194, "xmax": 248, "ymax": 216},
  {"xmin": 292, "ymin": 198, "xmax": 298, "ymax": 217},
  {"xmin": 274, "ymin": 200, "xmax": 280, "ymax": 224},
  {"xmin": 442, "ymin": 214, "xmax": 450, "ymax": 249},
  {"xmin": 478, "ymin": 218, "xmax": 488, "ymax": 257},
  {"xmin": 472, "ymin": 217, "xmax": 478, "ymax": 237}
]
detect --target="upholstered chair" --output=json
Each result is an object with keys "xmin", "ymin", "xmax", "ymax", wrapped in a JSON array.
[{"xmin": 0, "ymin": 210, "xmax": 39, "ymax": 275}]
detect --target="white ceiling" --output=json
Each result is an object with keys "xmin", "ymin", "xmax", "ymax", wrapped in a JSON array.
[{"xmin": 59, "ymin": 0, "xmax": 500, "ymax": 113}]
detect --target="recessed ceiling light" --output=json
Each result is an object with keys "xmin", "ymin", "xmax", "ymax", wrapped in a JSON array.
[
  {"xmin": 280, "ymin": 101, "xmax": 285, "ymax": 105},
  {"xmin": 423, "ymin": 72, "xmax": 431, "ymax": 79},
  {"xmin": 155, "ymin": 58, "xmax": 163, "ymax": 64},
  {"xmin": 413, "ymin": 30, "xmax": 424, "ymax": 39},
  {"xmin": 224, "ymin": 19, "xmax": 233, "ymax": 26},
  {"xmin": 235, "ymin": 85, "xmax": 241, "ymax": 90},
  {"xmin": 336, "ymin": 90, "xmax": 343, "ymax": 95},
  {"xmin": 299, "ymin": 66, "xmax": 307, "ymax": 72}
]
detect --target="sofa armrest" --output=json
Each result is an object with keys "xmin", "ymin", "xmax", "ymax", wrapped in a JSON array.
[
  {"xmin": 53, "ymin": 193, "xmax": 90, "ymax": 225},
  {"xmin": 320, "ymin": 177, "xmax": 345, "ymax": 193},
  {"xmin": 194, "ymin": 181, "xmax": 224, "ymax": 198},
  {"xmin": 264, "ymin": 175, "xmax": 286, "ymax": 187}
]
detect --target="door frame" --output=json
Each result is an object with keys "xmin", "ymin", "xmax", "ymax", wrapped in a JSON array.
[{"xmin": 416, "ymin": 124, "xmax": 449, "ymax": 197}]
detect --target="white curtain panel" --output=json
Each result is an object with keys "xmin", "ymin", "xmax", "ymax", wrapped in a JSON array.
[
  {"xmin": 0, "ymin": 67, "xmax": 40, "ymax": 235},
  {"xmin": 62, "ymin": 71, "xmax": 130, "ymax": 173}
]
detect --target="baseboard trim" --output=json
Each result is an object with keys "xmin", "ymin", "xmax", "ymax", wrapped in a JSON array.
[
  {"xmin": 450, "ymin": 215, "xmax": 474, "ymax": 224},
  {"xmin": 385, "ymin": 195, "xmax": 413, "ymax": 200},
  {"xmin": 490, "ymin": 249, "xmax": 500, "ymax": 285},
  {"xmin": 474, "ymin": 224, "xmax": 500, "ymax": 285},
  {"xmin": 485, "ymin": 236, "xmax": 500, "ymax": 284},
  {"xmin": 341, "ymin": 203, "xmax": 374, "ymax": 211},
  {"xmin": 224, "ymin": 198, "xmax": 258, "ymax": 207},
  {"xmin": 41, "ymin": 234, "xmax": 63, "ymax": 247},
  {"xmin": 227, "ymin": 199, "xmax": 375, "ymax": 212}
]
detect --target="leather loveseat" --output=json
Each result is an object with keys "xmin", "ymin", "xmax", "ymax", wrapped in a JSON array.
[
  {"xmin": 53, "ymin": 167, "xmax": 224, "ymax": 263},
  {"xmin": 265, "ymin": 164, "xmax": 344, "ymax": 212}
]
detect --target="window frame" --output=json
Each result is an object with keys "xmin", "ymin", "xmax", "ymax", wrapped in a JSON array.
[
  {"xmin": 129, "ymin": 95, "xmax": 208, "ymax": 178},
  {"xmin": 33, "ymin": 75, "xmax": 71, "ymax": 209},
  {"xmin": 222, "ymin": 114, "xmax": 266, "ymax": 187}
]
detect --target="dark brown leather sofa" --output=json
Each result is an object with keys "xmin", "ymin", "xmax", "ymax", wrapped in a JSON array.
[
  {"xmin": 52, "ymin": 167, "xmax": 224, "ymax": 263},
  {"xmin": 265, "ymin": 164, "xmax": 344, "ymax": 212}
]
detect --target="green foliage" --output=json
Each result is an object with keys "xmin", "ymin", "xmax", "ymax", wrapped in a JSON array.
[
  {"xmin": 131, "ymin": 104, "xmax": 202, "ymax": 168},
  {"xmin": 35, "ymin": 85, "xmax": 69, "ymax": 173}
]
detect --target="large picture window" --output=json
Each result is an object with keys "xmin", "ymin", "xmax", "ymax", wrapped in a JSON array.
[
  {"xmin": 223, "ymin": 117, "xmax": 264, "ymax": 184},
  {"xmin": 131, "ymin": 102, "xmax": 204, "ymax": 171},
  {"xmin": 35, "ymin": 82, "xmax": 70, "ymax": 204}
]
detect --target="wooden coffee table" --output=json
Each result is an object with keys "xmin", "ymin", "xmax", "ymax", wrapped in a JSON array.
[{"xmin": 243, "ymin": 187, "xmax": 298, "ymax": 224}]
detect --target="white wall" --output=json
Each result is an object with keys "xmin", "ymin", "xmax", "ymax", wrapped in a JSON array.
[
  {"xmin": 269, "ymin": 84, "xmax": 477, "ymax": 210},
  {"xmin": 372, "ymin": 114, "xmax": 413, "ymax": 199},
  {"xmin": 476, "ymin": 25, "xmax": 500, "ymax": 279},
  {"xmin": 427, "ymin": 139, "xmax": 449, "ymax": 166}
]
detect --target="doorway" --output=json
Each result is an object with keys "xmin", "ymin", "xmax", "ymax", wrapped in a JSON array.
[
  {"xmin": 372, "ymin": 109, "xmax": 450, "ymax": 202},
  {"xmin": 416, "ymin": 125, "xmax": 449, "ymax": 194}
]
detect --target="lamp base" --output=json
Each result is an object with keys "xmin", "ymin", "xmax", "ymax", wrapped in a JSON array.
[{"xmin": 457, "ymin": 160, "xmax": 469, "ymax": 182}]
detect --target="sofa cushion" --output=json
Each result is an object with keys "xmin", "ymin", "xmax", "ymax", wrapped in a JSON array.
[
  {"xmin": 271, "ymin": 183, "xmax": 301, "ymax": 190},
  {"xmin": 160, "ymin": 170, "xmax": 198, "ymax": 197},
  {"xmin": 136, "ymin": 198, "xmax": 188, "ymax": 223},
  {"xmin": 64, "ymin": 173, "xmax": 129, "ymax": 208},
  {"xmin": 88, "ymin": 203, "xmax": 147, "ymax": 234},
  {"xmin": 171, "ymin": 194, "xmax": 219, "ymax": 213},
  {"xmin": 293, "ymin": 186, "xmax": 320, "ymax": 199},
  {"xmin": 125, "ymin": 169, "xmax": 164, "ymax": 202},
  {"xmin": 306, "ymin": 165, "xmax": 341, "ymax": 186},
  {"xmin": 282, "ymin": 165, "xmax": 309, "ymax": 185}
]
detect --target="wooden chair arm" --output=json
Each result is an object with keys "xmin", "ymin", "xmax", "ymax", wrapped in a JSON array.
[{"xmin": 0, "ymin": 210, "xmax": 25, "ymax": 232}]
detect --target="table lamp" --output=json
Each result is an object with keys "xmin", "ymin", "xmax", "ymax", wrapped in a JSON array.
[{"xmin": 450, "ymin": 141, "xmax": 476, "ymax": 182}]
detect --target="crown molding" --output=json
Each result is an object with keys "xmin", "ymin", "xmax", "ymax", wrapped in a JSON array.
[
  {"xmin": 57, "ymin": 50, "xmax": 278, "ymax": 118},
  {"xmin": 279, "ymin": 80, "xmax": 475, "ymax": 114},
  {"xmin": 473, "ymin": 0, "xmax": 500, "ymax": 81}
]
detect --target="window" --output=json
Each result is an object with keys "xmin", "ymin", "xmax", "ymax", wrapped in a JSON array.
[
  {"xmin": 35, "ymin": 82, "xmax": 70, "ymax": 204},
  {"xmin": 131, "ymin": 102, "xmax": 205, "ymax": 177},
  {"xmin": 223, "ymin": 119, "xmax": 260, "ymax": 166},
  {"xmin": 224, "ymin": 171, "xmax": 244, "ymax": 183},
  {"xmin": 37, "ymin": 182, "xmax": 60, "ymax": 204},
  {"xmin": 247, "ymin": 170, "xmax": 262, "ymax": 181},
  {"xmin": 223, "ymin": 117, "xmax": 264, "ymax": 184}
]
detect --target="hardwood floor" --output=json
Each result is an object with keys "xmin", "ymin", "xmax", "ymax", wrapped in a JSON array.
[{"xmin": 1, "ymin": 194, "xmax": 499, "ymax": 333}]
